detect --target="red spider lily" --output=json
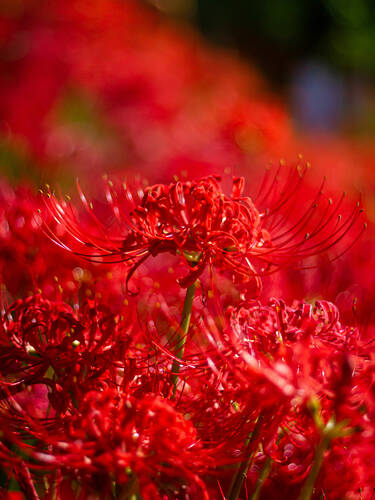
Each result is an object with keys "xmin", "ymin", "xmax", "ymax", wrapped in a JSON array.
[
  {"xmin": 0, "ymin": 388, "xmax": 211, "ymax": 500},
  {"xmin": 0, "ymin": 293, "xmax": 139, "ymax": 414},
  {"xmin": 0, "ymin": 291, "xmax": 212, "ymax": 499},
  {"xmin": 1, "ymin": 0, "xmax": 375, "ymax": 497},
  {"xmin": 42, "ymin": 175, "xmax": 268, "ymax": 295},
  {"xmin": 42, "ymin": 170, "xmax": 364, "ymax": 298},
  {"xmin": 0, "ymin": 288, "xmax": 374, "ymax": 498},
  {"xmin": 228, "ymin": 298, "xmax": 360, "ymax": 354},
  {"xmin": 223, "ymin": 298, "xmax": 363, "ymax": 420},
  {"xmin": 273, "ymin": 223, "xmax": 375, "ymax": 330},
  {"xmin": 203, "ymin": 298, "xmax": 374, "ymax": 498},
  {"xmin": 146, "ymin": 297, "xmax": 368, "ymax": 498},
  {"xmin": 143, "ymin": 300, "xmax": 299, "ymax": 484}
]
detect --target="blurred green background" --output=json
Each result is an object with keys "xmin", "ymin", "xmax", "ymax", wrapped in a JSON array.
[{"xmin": 146, "ymin": 0, "xmax": 375, "ymax": 135}]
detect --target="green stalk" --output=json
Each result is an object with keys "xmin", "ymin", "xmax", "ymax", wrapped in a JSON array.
[
  {"xmin": 298, "ymin": 418, "xmax": 335, "ymax": 500},
  {"xmin": 227, "ymin": 414, "xmax": 263, "ymax": 500},
  {"xmin": 170, "ymin": 282, "xmax": 197, "ymax": 398},
  {"xmin": 250, "ymin": 457, "xmax": 272, "ymax": 500}
]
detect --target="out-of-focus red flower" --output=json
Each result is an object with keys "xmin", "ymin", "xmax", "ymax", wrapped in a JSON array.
[
  {"xmin": 0, "ymin": 179, "xmax": 132, "ymax": 305},
  {"xmin": 0, "ymin": 493, "xmax": 24, "ymax": 500},
  {"xmin": 0, "ymin": 180, "xmax": 81, "ymax": 296},
  {"xmin": 0, "ymin": 0, "xmax": 293, "ymax": 181},
  {"xmin": 226, "ymin": 299, "xmax": 359, "ymax": 402}
]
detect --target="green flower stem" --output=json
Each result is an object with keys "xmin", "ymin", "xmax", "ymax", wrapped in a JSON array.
[
  {"xmin": 227, "ymin": 414, "xmax": 263, "ymax": 500},
  {"xmin": 298, "ymin": 418, "xmax": 336, "ymax": 500},
  {"xmin": 171, "ymin": 282, "xmax": 197, "ymax": 398},
  {"xmin": 250, "ymin": 456, "xmax": 273, "ymax": 500}
]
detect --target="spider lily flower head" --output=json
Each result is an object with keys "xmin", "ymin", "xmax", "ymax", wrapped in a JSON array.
[
  {"xmin": 42, "ymin": 170, "xmax": 365, "ymax": 296},
  {"xmin": 225, "ymin": 298, "xmax": 360, "ymax": 398},
  {"xmin": 0, "ymin": 293, "xmax": 138, "ymax": 413},
  {"xmin": 189, "ymin": 298, "xmax": 362, "ymax": 441},
  {"xmin": 228, "ymin": 298, "xmax": 360, "ymax": 355},
  {"xmin": 42, "ymin": 175, "xmax": 269, "ymax": 295},
  {"xmin": 0, "ymin": 388, "xmax": 211, "ymax": 500},
  {"xmin": 203, "ymin": 299, "xmax": 372, "ymax": 496}
]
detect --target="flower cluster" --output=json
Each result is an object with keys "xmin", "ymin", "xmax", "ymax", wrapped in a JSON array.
[
  {"xmin": 0, "ymin": 168, "xmax": 371, "ymax": 500},
  {"xmin": 0, "ymin": 1, "xmax": 375, "ymax": 499}
]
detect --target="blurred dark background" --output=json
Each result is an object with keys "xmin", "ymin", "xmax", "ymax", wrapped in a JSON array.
[{"xmin": 146, "ymin": 0, "xmax": 375, "ymax": 135}]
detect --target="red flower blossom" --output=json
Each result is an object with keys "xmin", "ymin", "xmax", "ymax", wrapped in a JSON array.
[
  {"xmin": 42, "ymin": 171, "xmax": 364, "ymax": 298},
  {"xmin": 0, "ymin": 388, "xmax": 211, "ymax": 500},
  {"xmin": 205, "ymin": 298, "xmax": 374, "ymax": 498},
  {"xmin": 0, "ymin": 293, "xmax": 138, "ymax": 414},
  {"xmin": 42, "ymin": 176, "xmax": 268, "ymax": 294}
]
